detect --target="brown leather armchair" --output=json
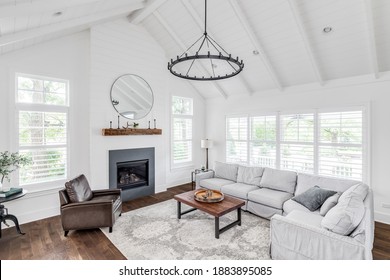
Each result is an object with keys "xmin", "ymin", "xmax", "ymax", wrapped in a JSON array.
[{"xmin": 59, "ymin": 174, "xmax": 122, "ymax": 236}]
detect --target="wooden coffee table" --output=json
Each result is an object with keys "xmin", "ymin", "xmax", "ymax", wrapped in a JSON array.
[{"xmin": 173, "ymin": 190, "xmax": 245, "ymax": 239}]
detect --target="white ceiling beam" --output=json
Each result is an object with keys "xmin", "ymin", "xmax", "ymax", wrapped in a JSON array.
[
  {"xmin": 153, "ymin": 11, "xmax": 228, "ymax": 99},
  {"xmin": 228, "ymin": 0, "xmax": 283, "ymax": 91},
  {"xmin": 128, "ymin": 0, "xmax": 168, "ymax": 24},
  {"xmin": 0, "ymin": 0, "xmax": 100, "ymax": 19},
  {"xmin": 287, "ymin": 0, "xmax": 324, "ymax": 85},
  {"xmin": 363, "ymin": 0, "xmax": 380, "ymax": 79},
  {"xmin": 181, "ymin": 0, "xmax": 252, "ymax": 96},
  {"xmin": 0, "ymin": 2, "xmax": 145, "ymax": 47}
]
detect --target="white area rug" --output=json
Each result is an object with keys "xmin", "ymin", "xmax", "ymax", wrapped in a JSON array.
[{"xmin": 101, "ymin": 199, "xmax": 271, "ymax": 260}]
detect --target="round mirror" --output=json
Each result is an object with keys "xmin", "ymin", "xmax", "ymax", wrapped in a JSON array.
[{"xmin": 110, "ymin": 74, "xmax": 154, "ymax": 120}]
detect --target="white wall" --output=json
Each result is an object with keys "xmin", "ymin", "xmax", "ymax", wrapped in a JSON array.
[
  {"xmin": 206, "ymin": 77, "xmax": 390, "ymax": 224},
  {"xmin": 0, "ymin": 32, "xmax": 90, "ymax": 224},
  {"xmin": 89, "ymin": 19, "xmax": 205, "ymax": 193}
]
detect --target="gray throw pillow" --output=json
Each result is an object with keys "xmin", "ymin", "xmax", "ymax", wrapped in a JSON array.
[{"xmin": 292, "ymin": 186, "xmax": 337, "ymax": 211}]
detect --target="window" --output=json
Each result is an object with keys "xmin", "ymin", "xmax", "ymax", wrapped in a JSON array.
[
  {"xmin": 172, "ymin": 96, "xmax": 193, "ymax": 167},
  {"xmin": 225, "ymin": 107, "xmax": 366, "ymax": 181},
  {"xmin": 16, "ymin": 74, "xmax": 69, "ymax": 186},
  {"xmin": 280, "ymin": 113, "xmax": 314, "ymax": 173}
]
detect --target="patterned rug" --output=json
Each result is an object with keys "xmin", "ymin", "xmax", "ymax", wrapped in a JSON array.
[{"xmin": 101, "ymin": 199, "xmax": 271, "ymax": 260}]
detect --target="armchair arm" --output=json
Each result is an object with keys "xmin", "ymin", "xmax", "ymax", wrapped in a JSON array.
[
  {"xmin": 195, "ymin": 170, "xmax": 215, "ymax": 189},
  {"xmin": 93, "ymin": 189, "xmax": 121, "ymax": 197},
  {"xmin": 270, "ymin": 214, "xmax": 366, "ymax": 260}
]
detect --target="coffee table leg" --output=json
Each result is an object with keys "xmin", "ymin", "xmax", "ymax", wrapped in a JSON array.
[
  {"xmin": 177, "ymin": 201, "xmax": 181, "ymax": 219},
  {"xmin": 238, "ymin": 208, "xmax": 241, "ymax": 226},
  {"xmin": 215, "ymin": 217, "xmax": 220, "ymax": 239}
]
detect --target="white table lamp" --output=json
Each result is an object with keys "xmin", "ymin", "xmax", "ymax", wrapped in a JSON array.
[{"xmin": 201, "ymin": 139, "xmax": 213, "ymax": 170}]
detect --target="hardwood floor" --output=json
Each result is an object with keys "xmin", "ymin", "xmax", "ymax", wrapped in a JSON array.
[{"xmin": 0, "ymin": 183, "xmax": 389, "ymax": 260}]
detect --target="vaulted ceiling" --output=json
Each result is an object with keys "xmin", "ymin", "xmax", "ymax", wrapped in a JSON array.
[{"xmin": 1, "ymin": 0, "xmax": 389, "ymax": 99}]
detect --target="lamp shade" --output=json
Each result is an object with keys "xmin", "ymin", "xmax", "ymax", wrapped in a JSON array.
[{"xmin": 201, "ymin": 139, "xmax": 213, "ymax": 149}]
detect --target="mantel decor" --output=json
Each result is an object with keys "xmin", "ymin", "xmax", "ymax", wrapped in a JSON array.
[
  {"xmin": 102, "ymin": 128, "xmax": 162, "ymax": 136},
  {"xmin": 167, "ymin": 0, "xmax": 244, "ymax": 81}
]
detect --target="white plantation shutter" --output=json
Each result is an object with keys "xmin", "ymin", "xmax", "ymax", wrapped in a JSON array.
[
  {"xmin": 226, "ymin": 116, "xmax": 248, "ymax": 164},
  {"xmin": 16, "ymin": 74, "xmax": 69, "ymax": 186},
  {"xmin": 280, "ymin": 113, "xmax": 314, "ymax": 173},
  {"xmin": 318, "ymin": 110, "xmax": 364, "ymax": 180},
  {"xmin": 249, "ymin": 115, "xmax": 276, "ymax": 167},
  {"xmin": 172, "ymin": 96, "xmax": 193, "ymax": 166}
]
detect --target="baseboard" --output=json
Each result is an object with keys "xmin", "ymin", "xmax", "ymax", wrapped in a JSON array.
[
  {"xmin": 16, "ymin": 206, "xmax": 60, "ymax": 226},
  {"xmin": 375, "ymin": 211, "xmax": 390, "ymax": 225}
]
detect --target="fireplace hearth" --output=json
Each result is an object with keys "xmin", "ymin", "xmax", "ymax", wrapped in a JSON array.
[{"xmin": 109, "ymin": 148, "xmax": 155, "ymax": 201}]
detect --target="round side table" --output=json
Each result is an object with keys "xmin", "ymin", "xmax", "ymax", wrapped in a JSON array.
[{"xmin": 0, "ymin": 189, "xmax": 27, "ymax": 238}]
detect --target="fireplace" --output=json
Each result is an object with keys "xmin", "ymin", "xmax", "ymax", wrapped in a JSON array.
[
  {"xmin": 117, "ymin": 160, "xmax": 148, "ymax": 189},
  {"xmin": 109, "ymin": 148, "xmax": 155, "ymax": 201}
]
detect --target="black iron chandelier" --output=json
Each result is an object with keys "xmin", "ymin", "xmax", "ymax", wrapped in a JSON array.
[{"xmin": 167, "ymin": 0, "xmax": 244, "ymax": 81}]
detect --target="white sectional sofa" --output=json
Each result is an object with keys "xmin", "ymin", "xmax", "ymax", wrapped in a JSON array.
[{"xmin": 195, "ymin": 161, "xmax": 374, "ymax": 260}]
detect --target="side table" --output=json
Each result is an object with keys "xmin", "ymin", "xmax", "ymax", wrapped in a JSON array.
[
  {"xmin": 0, "ymin": 189, "xmax": 27, "ymax": 238},
  {"xmin": 191, "ymin": 169, "xmax": 214, "ymax": 190}
]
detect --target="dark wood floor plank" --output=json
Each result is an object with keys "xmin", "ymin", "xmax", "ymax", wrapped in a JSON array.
[{"xmin": 1, "ymin": 183, "xmax": 389, "ymax": 260}]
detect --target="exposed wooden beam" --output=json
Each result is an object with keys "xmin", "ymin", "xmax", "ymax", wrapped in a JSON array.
[
  {"xmin": 0, "ymin": 2, "xmax": 145, "ymax": 47},
  {"xmin": 181, "ymin": 0, "xmax": 252, "ymax": 96},
  {"xmin": 287, "ymin": 0, "xmax": 324, "ymax": 85},
  {"xmin": 0, "ymin": 0, "xmax": 100, "ymax": 19},
  {"xmin": 128, "ymin": 0, "xmax": 168, "ymax": 24},
  {"xmin": 153, "ymin": 11, "xmax": 228, "ymax": 99},
  {"xmin": 228, "ymin": 0, "xmax": 283, "ymax": 91},
  {"xmin": 363, "ymin": 0, "xmax": 380, "ymax": 79}
]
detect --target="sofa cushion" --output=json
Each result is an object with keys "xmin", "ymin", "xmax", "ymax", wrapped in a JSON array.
[
  {"xmin": 286, "ymin": 210, "xmax": 324, "ymax": 228},
  {"xmin": 200, "ymin": 178, "xmax": 234, "ymax": 191},
  {"xmin": 321, "ymin": 195, "xmax": 365, "ymax": 236},
  {"xmin": 260, "ymin": 168, "xmax": 297, "ymax": 194},
  {"xmin": 237, "ymin": 165, "xmax": 264, "ymax": 186},
  {"xmin": 295, "ymin": 173, "xmax": 360, "ymax": 196},
  {"xmin": 292, "ymin": 186, "xmax": 337, "ymax": 211},
  {"xmin": 320, "ymin": 193, "xmax": 341, "ymax": 216},
  {"xmin": 248, "ymin": 188, "xmax": 293, "ymax": 209},
  {"xmin": 283, "ymin": 199, "xmax": 320, "ymax": 215},
  {"xmin": 221, "ymin": 183, "xmax": 259, "ymax": 200},
  {"xmin": 214, "ymin": 161, "xmax": 238, "ymax": 182},
  {"xmin": 65, "ymin": 174, "xmax": 93, "ymax": 203},
  {"xmin": 339, "ymin": 183, "xmax": 369, "ymax": 201}
]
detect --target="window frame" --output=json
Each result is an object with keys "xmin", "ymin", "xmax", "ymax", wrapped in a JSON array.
[
  {"xmin": 13, "ymin": 73, "xmax": 70, "ymax": 190},
  {"xmin": 225, "ymin": 106, "xmax": 368, "ymax": 183},
  {"xmin": 171, "ymin": 96, "xmax": 194, "ymax": 169}
]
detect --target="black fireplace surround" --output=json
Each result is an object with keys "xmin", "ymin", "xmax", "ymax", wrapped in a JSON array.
[{"xmin": 109, "ymin": 148, "xmax": 155, "ymax": 201}]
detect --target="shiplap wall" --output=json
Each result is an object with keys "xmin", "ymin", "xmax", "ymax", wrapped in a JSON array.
[{"xmin": 89, "ymin": 18, "xmax": 205, "ymax": 192}]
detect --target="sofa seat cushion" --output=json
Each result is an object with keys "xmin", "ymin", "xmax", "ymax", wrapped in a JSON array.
[
  {"xmin": 237, "ymin": 165, "xmax": 264, "ymax": 186},
  {"xmin": 292, "ymin": 186, "xmax": 337, "ymax": 211},
  {"xmin": 321, "ymin": 195, "xmax": 365, "ymax": 236},
  {"xmin": 286, "ymin": 210, "xmax": 324, "ymax": 228},
  {"xmin": 260, "ymin": 168, "xmax": 297, "ymax": 194},
  {"xmin": 200, "ymin": 178, "xmax": 234, "ymax": 191},
  {"xmin": 248, "ymin": 188, "xmax": 293, "ymax": 209},
  {"xmin": 221, "ymin": 183, "xmax": 259, "ymax": 200},
  {"xmin": 295, "ymin": 173, "xmax": 360, "ymax": 196},
  {"xmin": 214, "ymin": 161, "xmax": 239, "ymax": 182},
  {"xmin": 283, "ymin": 199, "xmax": 320, "ymax": 215}
]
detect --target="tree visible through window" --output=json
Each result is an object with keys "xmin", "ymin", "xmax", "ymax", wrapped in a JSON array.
[
  {"xmin": 16, "ymin": 74, "xmax": 69, "ymax": 186},
  {"xmin": 172, "ymin": 96, "xmax": 193, "ymax": 167}
]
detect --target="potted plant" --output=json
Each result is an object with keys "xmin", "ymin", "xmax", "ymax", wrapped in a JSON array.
[{"xmin": 0, "ymin": 151, "xmax": 31, "ymax": 192}]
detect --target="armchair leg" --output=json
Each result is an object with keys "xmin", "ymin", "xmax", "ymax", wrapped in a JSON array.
[
  {"xmin": 109, "ymin": 227, "xmax": 113, "ymax": 233},
  {"xmin": 64, "ymin": 230, "xmax": 69, "ymax": 237},
  {"xmin": 119, "ymin": 212, "xmax": 122, "ymax": 217}
]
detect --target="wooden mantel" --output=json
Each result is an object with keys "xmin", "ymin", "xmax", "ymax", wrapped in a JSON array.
[{"xmin": 102, "ymin": 128, "xmax": 162, "ymax": 136}]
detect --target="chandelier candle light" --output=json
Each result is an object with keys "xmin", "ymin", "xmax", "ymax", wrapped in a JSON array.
[{"xmin": 167, "ymin": 0, "xmax": 244, "ymax": 81}]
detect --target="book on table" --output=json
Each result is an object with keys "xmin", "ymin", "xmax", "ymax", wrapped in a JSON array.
[{"xmin": 0, "ymin": 187, "xmax": 23, "ymax": 198}]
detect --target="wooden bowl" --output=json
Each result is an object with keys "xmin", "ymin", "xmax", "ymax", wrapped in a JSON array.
[{"xmin": 194, "ymin": 189, "xmax": 224, "ymax": 203}]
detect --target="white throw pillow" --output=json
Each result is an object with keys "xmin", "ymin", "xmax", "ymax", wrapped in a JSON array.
[
  {"xmin": 321, "ymin": 195, "xmax": 365, "ymax": 236},
  {"xmin": 339, "ymin": 183, "xmax": 368, "ymax": 201},
  {"xmin": 320, "ymin": 192, "xmax": 341, "ymax": 216},
  {"xmin": 237, "ymin": 165, "xmax": 264, "ymax": 186},
  {"xmin": 214, "ymin": 161, "xmax": 238, "ymax": 182}
]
